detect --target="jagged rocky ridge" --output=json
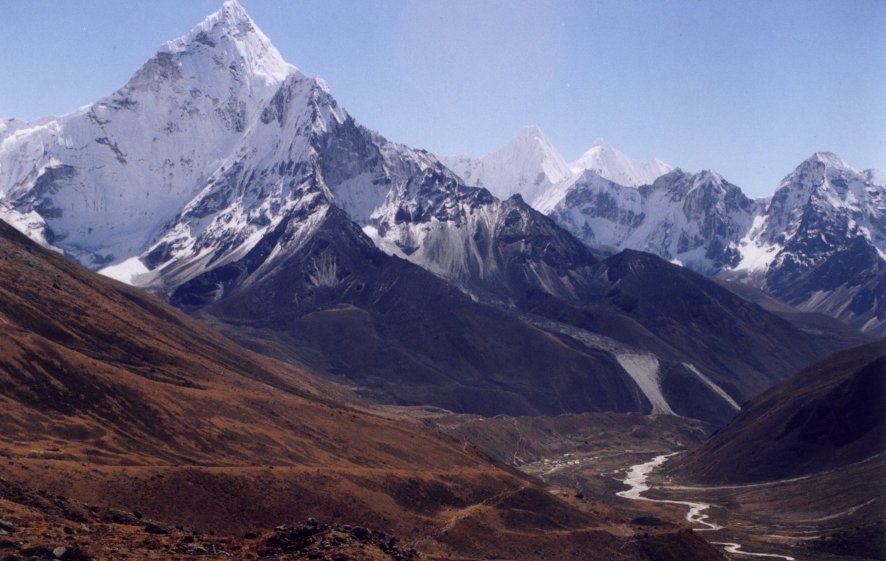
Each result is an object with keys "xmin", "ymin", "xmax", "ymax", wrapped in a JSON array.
[
  {"xmin": 450, "ymin": 130, "xmax": 885, "ymax": 334},
  {"xmin": 727, "ymin": 153, "xmax": 886, "ymax": 334},
  {"xmin": 0, "ymin": 1, "xmax": 860, "ymax": 421},
  {"xmin": 544, "ymin": 169, "xmax": 760, "ymax": 275}
]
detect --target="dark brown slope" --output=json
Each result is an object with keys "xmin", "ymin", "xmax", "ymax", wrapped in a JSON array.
[
  {"xmin": 712, "ymin": 276, "xmax": 873, "ymax": 351},
  {"xmin": 672, "ymin": 339, "xmax": 886, "ymax": 484},
  {"xmin": 173, "ymin": 200, "xmax": 854, "ymax": 425},
  {"xmin": 523, "ymin": 248, "xmax": 855, "ymax": 423},
  {"xmin": 0, "ymin": 220, "xmax": 724, "ymax": 561},
  {"xmin": 185, "ymin": 206, "xmax": 649, "ymax": 417}
]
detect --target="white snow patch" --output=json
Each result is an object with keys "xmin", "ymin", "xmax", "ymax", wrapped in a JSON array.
[
  {"xmin": 682, "ymin": 363, "xmax": 741, "ymax": 411},
  {"xmin": 362, "ymin": 225, "xmax": 409, "ymax": 260},
  {"xmin": 614, "ymin": 354, "xmax": 674, "ymax": 415},
  {"xmin": 99, "ymin": 256, "xmax": 152, "ymax": 285},
  {"xmin": 733, "ymin": 215, "xmax": 779, "ymax": 272},
  {"xmin": 0, "ymin": 203, "xmax": 59, "ymax": 251}
]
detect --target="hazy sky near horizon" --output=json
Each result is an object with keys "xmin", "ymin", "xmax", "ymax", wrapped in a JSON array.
[{"xmin": 1, "ymin": 0, "xmax": 883, "ymax": 196}]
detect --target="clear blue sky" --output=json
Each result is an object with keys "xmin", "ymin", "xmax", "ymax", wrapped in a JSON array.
[{"xmin": 1, "ymin": 0, "xmax": 883, "ymax": 196}]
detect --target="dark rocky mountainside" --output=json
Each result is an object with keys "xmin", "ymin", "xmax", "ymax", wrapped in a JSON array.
[
  {"xmin": 671, "ymin": 338, "xmax": 886, "ymax": 484},
  {"xmin": 185, "ymin": 206, "xmax": 646, "ymax": 417}
]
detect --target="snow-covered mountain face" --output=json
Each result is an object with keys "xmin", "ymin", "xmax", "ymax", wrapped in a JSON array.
[
  {"xmin": 3, "ymin": 0, "xmax": 879, "ymax": 338},
  {"xmin": 740, "ymin": 153, "xmax": 886, "ymax": 271},
  {"xmin": 132, "ymin": 74, "xmax": 594, "ymax": 303},
  {"xmin": 442, "ymin": 131, "xmax": 673, "ymax": 211},
  {"xmin": 0, "ymin": 0, "xmax": 295, "ymax": 268},
  {"xmin": 546, "ymin": 168, "xmax": 760, "ymax": 274},
  {"xmin": 441, "ymin": 126, "xmax": 572, "ymax": 207},
  {"xmin": 0, "ymin": 1, "xmax": 595, "ymax": 308},
  {"xmin": 544, "ymin": 151, "xmax": 886, "ymax": 333},
  {"xmin": 535, "ymin": 140, "xmax": 673, "ymax": 214},
  {"xmin": 569, "ymin": 139, "xmax": 674, "ymax": 188},
  {"xmin": 728, "ymin": 153, "xmax": 886, "ymax": 333}
]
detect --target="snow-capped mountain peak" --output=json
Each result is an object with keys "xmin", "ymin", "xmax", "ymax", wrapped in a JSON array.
[
  {"xmin": 685, "ymin": 169, "xmax": 729, "ymax": 194},
  {"xmin": 768, "ymin": 152, "xmax": 880, "ymax": 218},
  {"xmin": 498, "ymin": 125, "xmax": 566, "ymax": 167},
  {"xmin": 570, "ymin": 141, "xmax": 673, "ymax": 187},
  {"xmin": 161, "ymin": 0, "xmax": 296, "ymax": 87},
  {"xmin": 697, "ymin": 169, "xmax": 723, "ymax": 182},
  {"xmin": 544, "ymin": 166, "xmax": 759, "ymax": 274},
  {"xmin": 513, "ymin": 124, "xmax": 547, "ymax": 142},
  {"xmin": 759, "ymin": 152, "xmax": 886, "ymax": 247},
  {"xmin": 0, "ymin": 0, "xmax": 299, "ymax": 267},
  {"xmin": 502, "ymin": 124, "xmax": 572, "ymax": 184},
  {"xmin": 806, "ymin": 151, "xmax": 850, "ymax": 170},
  {"xmin": 440, "ymin": 125, "xmax": 571, "ymax": 205},
  {"xmin": 722, "ymin": 152, "xmax": 886, "ymax": 333}
]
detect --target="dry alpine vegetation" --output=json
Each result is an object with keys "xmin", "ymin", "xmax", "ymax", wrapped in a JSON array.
[{"xmin": 0, "ymin": 221, "xmax": 728, "ymax": 560}]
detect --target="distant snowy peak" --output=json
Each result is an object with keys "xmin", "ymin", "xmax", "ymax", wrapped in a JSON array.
[
  {"xmin": 726, "ymin": 152, "xmax": 886, "ymax": 334},
  {"xmin": 546, "ymin": 168, "xmax": 758, "ymax": 274},
  {"xmin": 441, "ymin": 128, "xmax": 673, "ymax": 212},
  {"xmin": 753, "ymin": 152, "xmax": 886, "ymax": 257},
  {"xmin": 805, "ymin": 151, "xmax": 851, "ymax": 169},
  {"xmin": 570, "ymin": 139, "xmax": 673, "ymax": 188},
  {"xmin": 441, "ymin": 125, "xmax": 571, "ymax": 205}
]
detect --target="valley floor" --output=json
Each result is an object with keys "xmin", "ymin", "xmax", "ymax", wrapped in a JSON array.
[
  {"xmin": 418, "ymin": 409, "xmax": 885, "ymax": 561},
  {"xmin": 515, "ymin": 433, "xmax": 885, "ymax": 561}
]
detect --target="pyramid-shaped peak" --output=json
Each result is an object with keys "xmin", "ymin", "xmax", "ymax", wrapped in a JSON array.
[
  {"xmin": 571, "ymin": 140, "xmax": 672, "ymax": 187},
  {"xmin": 509, "ymin": 125, "xmax": 553, "ymax": 146},
  {"xmin": 198, "ymin": 0, "xmax": 255, "ymax": 34},
  {"xmin": 577, "ymin": 139, "xmax": 624, "ymax": 162},
  {"xmin": 497, "ymin": 126, "xmax": 565, "ymax": 164},
  {"xmin": 683, "ymin": 169, "xmax": 731, "ymax": 194},
  {"xmin": 806, "ymin": 151, "xmax": 850, "ymax": 170},
  {"xmin": 161, "ymin": 0, "xmax": 296, "ymax": 84},
  {"xmin": 697, "ymin": 169, "xmax": 724, "ymax": 182},
  {"xmin": 590, "ymin": 137, "xmax": 608, "ymax": 148}
]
